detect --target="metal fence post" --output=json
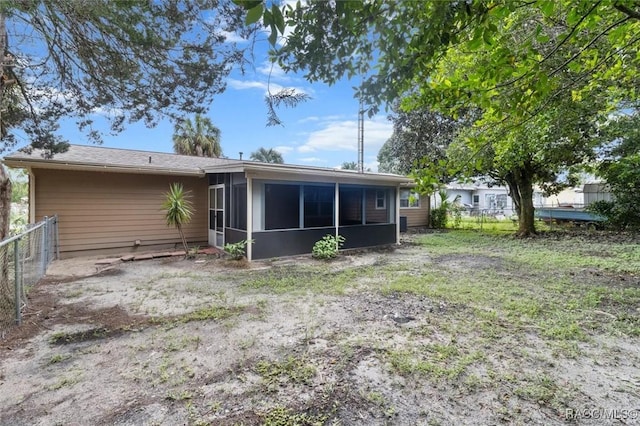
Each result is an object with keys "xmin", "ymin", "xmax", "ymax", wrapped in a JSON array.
[
  {"xmin": 54, "ymin": 216, "xmax": 60, "ymax": 260},
  {"xmin": 41, "ymin": 216, "xmax": 48, "ymax": 275},
  {"xmin": 14, "ymin": 238, "xmax": 21, "ymax": 326}
]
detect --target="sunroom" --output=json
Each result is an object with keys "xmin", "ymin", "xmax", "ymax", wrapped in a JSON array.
[{"xmin": 205, "ymin": 163, "xmax": 411, "ymax": 260}]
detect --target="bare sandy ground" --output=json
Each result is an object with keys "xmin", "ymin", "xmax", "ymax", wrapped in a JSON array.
[{"xmin": 1, "ymin": 237, "xmax": 639, "ymax": 425}]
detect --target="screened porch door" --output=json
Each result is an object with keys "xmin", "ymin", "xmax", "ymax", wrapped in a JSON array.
[{"xmin": 209, "ymin": 184, "xmax": 224, "ymax": 248}]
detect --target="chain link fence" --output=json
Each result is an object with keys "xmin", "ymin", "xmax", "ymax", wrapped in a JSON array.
[{"xmin": 0, "ymin": 215, "xmax": 58, "ymax": 337}]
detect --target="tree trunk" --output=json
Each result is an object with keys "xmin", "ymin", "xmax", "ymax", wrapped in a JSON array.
[
  {"xmin": 0, "ymin": 11, "xmax": 8, "ymax": 242},
  {"xmin": 505, "ymin": 169, "xmax": 536, "ymax": 237},
  {"xmin": 176, "ymin": 223, "xmax": 189, "ymax": 255},
  {"xmin": 0, "ymin": 165, "xmax": 11, "ymax": 324},
  {"xmin": 0, "ymin": 165, "xmax": 10, "ymax": 241},
  {"xmin": 518, "ymin": 183, "xmax": 536, "ymax": 236}
]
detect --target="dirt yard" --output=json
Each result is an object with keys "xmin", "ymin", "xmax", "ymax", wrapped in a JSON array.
[{"xmin": 1, "ymin": 232, "xmax": 639, "ymax": 425}]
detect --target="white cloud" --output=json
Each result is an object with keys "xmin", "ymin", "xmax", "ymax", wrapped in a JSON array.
[
  {"xmin": 274, "ymin": 145, "xmax": 294, "ymax": 154},
  {"xmin": 256, "ymin": 61, "xmax": 290, "ymax": 81},
  {"xmin": 297, "ymin": 114, "xmax": 345, "ymax": 124},
  {"xmin": 227, "ymin": 78, "xmax": 309, "ymax": 97},
  {"xmin": 298, "ymin": 157, "xmax": 327, "ymax": 164},
  {"xmin": 297, "ymin": 116, "xmax": 321, "ymax": 124},
  {"xmin": 297, "ymin": 115, "xmax": 392, "ymax": 155},
  {"xmin": 228, "ymin": 79, "xmax": 269, "ymax": 91}
]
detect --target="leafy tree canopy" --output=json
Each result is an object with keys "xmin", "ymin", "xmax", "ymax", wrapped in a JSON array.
[
  {"xmin": 260, "ymin": 1, "xmax": 640, "ymax": 118},
  {"xmin": 377, "ymin": 104, "xmax": 473, "ymax": 177},
  {"xmin": 1, "ymin": 0, "xmax": 251, "ymax": 156},
  {"xmin": 250, "ymin": 147, "xmax": 283, "ymax": 163},
  {"xmin": 340, "ymin": 161, "xmax": 357, "ymax": 170},
  {"xmin": 238, "ymin": 0, "xmax": 640, "ymax": 235},
  {"xmin": 173, "ymin": 114, "xmax": 223, "ymax": 158},
  {"xmin": 340, "ymin": 160, "xmax": 371, "ymax": 172},
  {"xmin": 589, "ymin": 110, "xmax": 640, "ymax": 229}
]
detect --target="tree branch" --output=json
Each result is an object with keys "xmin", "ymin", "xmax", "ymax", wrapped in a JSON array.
[
  {"xmin": 614, "ymin": 3, "xmax": 640, "ymax": 20},
  {"xmin": 548, "ymin": 16, "xmax": 631, "ymax": 78}
]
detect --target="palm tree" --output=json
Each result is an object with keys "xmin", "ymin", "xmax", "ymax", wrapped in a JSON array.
[
  {"xmin": 341, "ymin": 161, "xmax": 358, "ymax": 170},
  {"xmin": 162, "ymin": 183, "xmax": 194, "ymax": 254},
  {"xmin": 173, "ymin": 114, "xmax": 222, "ymax": 157},
  {"xmin": 250, "ymin": 147, "xmax": 284, "ymax": 163}
]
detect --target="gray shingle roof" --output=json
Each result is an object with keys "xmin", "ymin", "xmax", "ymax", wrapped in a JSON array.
[
  {"xmin": 3, "ymin": 144, "xmax": 237, "ymax": 175},
  {"xmin": 3, "ymin": 144, "xmax": 413, "ymax": 183}
]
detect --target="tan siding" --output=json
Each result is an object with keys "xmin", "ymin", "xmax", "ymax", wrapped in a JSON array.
[
  {"xmin": 34, "ymin": 169, "xmax": 208, "ymax": 257},
  {"xmin": 364, "ymin": 189, "xmax": 388, "ymax": 223},
  {"xmin": 400, "ymin": 194, "xmax": 430, "ymax": 227}
]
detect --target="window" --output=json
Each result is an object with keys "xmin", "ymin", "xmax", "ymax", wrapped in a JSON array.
[
  {"xmin": 232, "ymin": 184, "xmax": 247, "ymax": 230},
  {"xmin": 472, "ymin": 194, "xmax": 480, "ymax": 206},
  {"xmin": 265, "ymin": 184, "xmax": 300, "ymax": 230},
  {"xmin": 304, "ymin": 185, "xmax": 334, "ymax": 228},
  {"xmin": 376, "ymin": 190, "xmax": 386, "ymax": 209},
  {"xmin": 400, "ymin": 189, "xmax": 420, "ymax": 208},
  {"xmin": 339, "ymin": 187, "xmax": 363, "ymax": 225},
  {"xmin": 496, "ymin": 194, "xmax": 507, "ymax": 209}
]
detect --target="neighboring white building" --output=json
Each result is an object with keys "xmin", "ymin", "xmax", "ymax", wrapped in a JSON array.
[
  {"xmin": 534, "ymin": 181, "xmax": 612, "ymax": 208},
  {"xmin": 432, "ymin": 181, "xmax": 515, "ymax": 215},
  {"xmin": 432, "ymin": 179, "xmax": 612, "ymax": 217}
]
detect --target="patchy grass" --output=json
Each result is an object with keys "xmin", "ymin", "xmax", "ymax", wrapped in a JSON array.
[
  {"xmin": 4, "ymin": 230, "xmax": 640, "ymax": 426},
  {"xmin": 387, "ymin": 344, "xmax": 485, "ymax": 381},
  {"xmin": 241, "ymin": 265, "xmax": 372, "ymax": 295},
  {"xmin": 180, "ymin": 304, "xmax": 241, "ymax": 323},
  {"xmin": 255, "ymin": 355, "xmax": 317, "ymax": 386},
  {"xmin": 260, "ymin": 405, "xmax": 329, "ymax": 426},
  {"xmin": 383, "ymin": 233, "xmax": 640, "ymax": 340}
]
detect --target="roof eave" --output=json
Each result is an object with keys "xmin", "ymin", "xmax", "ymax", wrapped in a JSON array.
[
  {"xmin": 2, "ymin": 158, "xmax": 205, "ymax": 177},
  {"xmin": 205, "ymin": 162, "xmax": 412, "ymax": 184}
]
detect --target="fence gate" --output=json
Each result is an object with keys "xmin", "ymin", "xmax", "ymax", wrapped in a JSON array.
[{"xmin": 0, "ymin": 215, "xmax": 58, "ymax": 337}]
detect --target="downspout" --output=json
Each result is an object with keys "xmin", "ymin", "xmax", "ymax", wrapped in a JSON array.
[
  {"xmin": 246, "ymin": 176, "xmax": 253, "ymax": 261},
  {"xmin": 334, "ymin": 182, "xmax": 339, "ymax": 241},
  {"xmin": 395, "ymin": 185, "xmax": 400, "ymax": 244}
]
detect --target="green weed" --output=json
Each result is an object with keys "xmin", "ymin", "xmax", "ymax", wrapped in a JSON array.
[
  {"xmin": 260, "ymin": 405, "xmax": 328, "ymax": 426},
  {"xmin": 256, "ymin": 356, "xmax": 316, "ymax": 385}
]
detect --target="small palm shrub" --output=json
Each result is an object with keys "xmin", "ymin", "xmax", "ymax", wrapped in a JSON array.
[{"xmin": 162, "ymin": 183, "xmax": 193, "ymax": 254}]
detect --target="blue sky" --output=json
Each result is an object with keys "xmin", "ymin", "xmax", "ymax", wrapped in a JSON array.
[{"xmin": 49, "ymin": 31, "xmax": 393, "ymax": 172}]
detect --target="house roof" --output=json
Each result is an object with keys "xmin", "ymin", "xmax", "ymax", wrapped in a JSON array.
[
  {"xmin": 2, "ymin": 144, "xmax": 234, "ymax": 176},
  {"xmin": 2, "ymin": 144, "xmax": 412, "ymax": 184}
]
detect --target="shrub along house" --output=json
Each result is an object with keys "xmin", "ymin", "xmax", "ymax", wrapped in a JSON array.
[{"xmin": 3, "ymin": 145, "xmax": 412, "ymax": 260}]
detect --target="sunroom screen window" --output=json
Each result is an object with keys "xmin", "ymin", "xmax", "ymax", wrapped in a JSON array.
[
  {"xmin": 232, "ymin": 184, "xmax": 247, "ymax": 230},
  {"xmin": 304, "ymin": 186, "xmax": 334, "ymax": 228},
  {"xmin": 339, "ymin": 187, "xmax": 363, "ymax": 225},
  {"xmin": 265, "ymin": 184, "xmax": 299, "ymax": 230}
]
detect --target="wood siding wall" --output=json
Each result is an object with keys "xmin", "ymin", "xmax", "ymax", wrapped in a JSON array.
[
  {"xmin": 33, "ymin": 169, "xmax": 208, "ymax": 258},
  {"xmin": 364, "ymin": 189, "xmax": 389, "ymax": 223},
  {"xmin": 401, "ymin": 194, "xmax": 430, "ymax": 227}
]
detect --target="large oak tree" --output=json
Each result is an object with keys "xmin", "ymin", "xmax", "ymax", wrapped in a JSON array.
[
  {"xmin": 240, "ymin": 0, "xmax": 640, "ymax": 236},
  {"xmin": 0, "ymin": 0, "xmax": 253, "ymax": 240}
]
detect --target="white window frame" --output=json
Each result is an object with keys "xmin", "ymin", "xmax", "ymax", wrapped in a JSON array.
[
  {"xmin": 400, "ymin": 189, "xmax": 421, "ymax": 208},
  {"xmin": 375, "ymin": 189, "xmax": 386, "ymax": 209}
]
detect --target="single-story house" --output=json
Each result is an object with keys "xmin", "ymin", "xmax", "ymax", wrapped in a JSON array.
[
  {"xmin": 3, "ymin": 145, "xmax": 415, "ymax": 260},
  {"xmin": 433, "ymin": 181, "xmax": 515, "ymax": 215}
]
